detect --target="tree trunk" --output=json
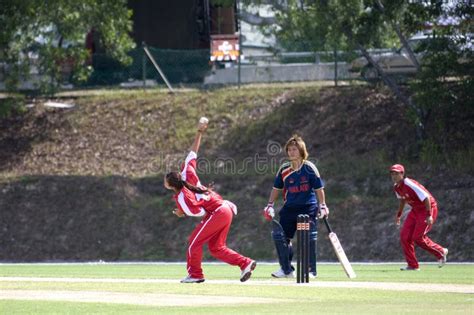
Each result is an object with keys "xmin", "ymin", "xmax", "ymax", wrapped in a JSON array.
[
  {"xmin": 360, "ymin": 43, "xmax": 426, "ymax": 142},
  {"xmin": 374, "ymin": 0, "xmax": 421, "ymax": 71},
  {"xmin": 356, "ymin": 42, "xmax": 425, "ymax": 142},
  {"xmin": 342, "ymin": 24, "xmax": 425, "ymax": 143},
  {"xmin": 393, "ymin": 24, "xmax": 421, "ymax": 71}
]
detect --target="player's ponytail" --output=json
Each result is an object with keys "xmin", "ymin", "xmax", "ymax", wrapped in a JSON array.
[
  {"xmin": 181, "ymin": 180, "xmax": 209, "ymax": 194},
  {"xmin": 165, "ymin": 172, "xmax": 209, "ymax": 194}
]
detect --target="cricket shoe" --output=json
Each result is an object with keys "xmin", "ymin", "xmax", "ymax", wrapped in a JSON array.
[
  {"xmin": 240, "ymin": 260, "xmax": 257, "ymax": 282},
  {"xmin": 180, "ymin": 275, "xmax": 205, "ymax": 283},
  {"xmin": 438, "ymin": 248, "xmax": 448, "ymax": 268},
  {"xmin": 400, "ymin": 266, "xmax": 420, "ymax": 271},
  {"xmin": 271, "ymin": 269, "xmax": 295, "ymax": 278},
  {"xmin": 309, "ymin": 272, "xmax": 317, "ymax": 279}
]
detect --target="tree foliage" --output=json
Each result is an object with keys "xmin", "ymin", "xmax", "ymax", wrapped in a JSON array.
[
  {"xmin": 242, "ymin": 0, "xmax": 473, "ymax": 155},
  {"xmin": 0, "ymin": 0, "xmax": 135, "ymax": 94},
  {"xmin": 407, "ymin": 2, "xmax": 473, "ymax": 154}
]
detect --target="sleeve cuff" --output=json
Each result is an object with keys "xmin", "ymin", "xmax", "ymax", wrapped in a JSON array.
[{"xmin": 187, "ymin": 151, "xmax": 197, "ymax": 159}]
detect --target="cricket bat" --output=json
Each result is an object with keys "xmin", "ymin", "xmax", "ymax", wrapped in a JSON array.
[{"xmin": 323, "ymin": 217, "xmax": 356, "ymax": 279}]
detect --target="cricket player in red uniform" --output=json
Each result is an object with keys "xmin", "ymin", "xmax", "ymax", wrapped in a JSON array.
[
  {"xmin": 390, "ymin": 164, "xmax": 448, "ymax": 271},
  {"xmin": 164, "ymin": 117, "xmax": 256, "ymax": 283}
]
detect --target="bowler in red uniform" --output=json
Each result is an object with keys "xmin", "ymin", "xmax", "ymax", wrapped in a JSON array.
[
  {"xmin": 164, "ymin": 118, "xmax": 256, "ymax": 283},
  {"xmin": 390, "ymin": 164, "xmax": 448, "ymax": 271}
]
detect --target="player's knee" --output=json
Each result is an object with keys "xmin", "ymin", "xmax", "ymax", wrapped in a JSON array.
[
  {"xmin": 208, "ymin": 245, "xmax": 226, "ymax": 255},
  {"xmin": 413, "ymin": 236, "xmax": 426, "ymax": 245},
  {"xmin": 400, "ymin": 232, "xmax": 412, "ymax": 243},
  {"xmin": 272, "ymin": 230, "xmax": 286, "ymax": 241}
]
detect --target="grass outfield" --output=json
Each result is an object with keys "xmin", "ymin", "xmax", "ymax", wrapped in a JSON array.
[{"xmin": 1, "ymin": 263, "xmax": 473, "ymax": 314}]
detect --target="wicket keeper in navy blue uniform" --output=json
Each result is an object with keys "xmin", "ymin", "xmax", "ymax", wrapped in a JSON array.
[{"xmin": 263, "ymin": 135, "xmax": 329, "ymax": 278}]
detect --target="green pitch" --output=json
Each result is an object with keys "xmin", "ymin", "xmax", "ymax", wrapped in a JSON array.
[{"xmin": 1, "ymin": 263, "xmax": 473, "ymax": 314}]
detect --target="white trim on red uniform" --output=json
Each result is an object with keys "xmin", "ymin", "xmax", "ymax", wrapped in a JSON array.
[
  {"xmin": 404, "ymin": 178, "xmax": 430, "ymax": 202},
  {"xmin": 395, "ymin": 191, "xmax": 402, "ymax": 199},
  {"xmin": 181, "ymin": 151, "xmax": 198, "ymax": 182},
  {"xmin": 187, "ymin": 213, "xmax": 215, "ymax": 273},
  {"xmin": 177, "ymin": 192, "xmax": 206, "ymax": 217},
  {"xmin": 195, "ymin": 193, "xmax": 210, "ymax": 201}
]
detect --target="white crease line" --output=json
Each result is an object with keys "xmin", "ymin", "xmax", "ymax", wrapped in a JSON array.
[
  {"xmin": 1, "ymin": 277, "xmax": 473, "ymax": 294},
  {"xmin": 0, "ymin": 289, "xmax": 282, "ymax": 306}
]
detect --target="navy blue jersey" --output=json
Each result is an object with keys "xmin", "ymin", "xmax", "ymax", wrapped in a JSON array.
[{"xmin": 273, "ymin": 161, "xmax": 324, "ymax": 207}]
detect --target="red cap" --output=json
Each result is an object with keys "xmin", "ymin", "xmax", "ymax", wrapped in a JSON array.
[{"xmin": 390, "ymin": 164, "xmax": 405, "ymax": 173}]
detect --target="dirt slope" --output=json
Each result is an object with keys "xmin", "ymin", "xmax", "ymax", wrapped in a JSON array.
[{"xmin": 0, "ymin": 85, "xmax": 472, "ymax": 262}]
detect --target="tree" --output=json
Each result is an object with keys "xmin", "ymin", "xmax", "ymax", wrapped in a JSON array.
[
  {"xmin": 374, "ymin": 0, "xmax": 421, "ymax": 71},
  {"xmin": 253, "ymin": 1, "xmax": 416, "ymax": 121},
  {"xmin": 405, "ymin": 2, "xmax": 473, "ymax": 156},
  {"xmin": 240, "ymin": 0, "xmax": 473, "ymax": 150},
  {"xmin": 0, "ymin": 0, "xmax": 135, "ymax": 94}
]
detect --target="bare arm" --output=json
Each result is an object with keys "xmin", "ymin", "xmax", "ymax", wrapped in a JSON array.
[
  {"xmin": 315, "ymin": 188, "xmax": 326, "ymax": 205},
  {"xmin": 424, "ymin": 197, "xmax": 433, "ymax": 225},
  {"xmin": 173, "ymin": 208, "xmax": 185, "ymax": 218},
  {"xmin": 190, "ymin": 119, "xmax": 208, "ymax": 154},
  {"xmin": 267, "ymin": 188, "xmax": 280, "ymax": 204},
  {"xmin": 190, "ymin": 131, "xmax": 203, "ymax": 154},
  {"xmin": 396, "ymin": 199, "xmax": 406, "ymax": 226}
]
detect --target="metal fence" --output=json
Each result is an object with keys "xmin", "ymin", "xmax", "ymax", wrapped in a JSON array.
[
  {"xmin": 0, "ymin": 44, "xmax": 396, "ymax": 91},
  {"xmin": 85, "ymin": 45, "xmax": 211, "ymax": 87},
  {"xmin": 83, "ymin": 45, "xmax": 387, "ymax": 88}
]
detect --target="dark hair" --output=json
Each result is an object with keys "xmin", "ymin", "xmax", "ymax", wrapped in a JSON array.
[{"xmin": 165, "ymin": 172, "xmax": 209, "ymax": 194}]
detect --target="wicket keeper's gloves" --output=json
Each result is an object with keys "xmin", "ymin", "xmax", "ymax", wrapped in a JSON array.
[
  {"xmin": 263, "ymin": 203, "xmax": 275, "ymax": 221},
  {"xmin": 318, "ymin": 203, "xmax": 329, "ymax": 219}
]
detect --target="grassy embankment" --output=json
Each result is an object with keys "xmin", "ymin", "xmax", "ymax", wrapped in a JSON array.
[{"xmin": 1, "ymin": 84, "xmax": 473, "ymax": 262}]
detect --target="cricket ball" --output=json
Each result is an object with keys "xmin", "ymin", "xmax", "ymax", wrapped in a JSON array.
[{"xmin": 199, "ymin": 117, "xmax": 209, "ymax": 124}]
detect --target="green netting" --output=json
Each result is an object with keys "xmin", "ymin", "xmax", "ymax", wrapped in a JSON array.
[
  {"xmin": 84, "ymin": 46, "xmax": 211, "ymax": 86},
  {"xmin": 146, "ymin": 47, "xmax": 211, "ymax": 84}
]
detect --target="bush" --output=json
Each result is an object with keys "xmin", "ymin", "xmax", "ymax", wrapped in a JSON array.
[{"xmin": 0, "ymin": 97, "xmax": 25, "ymax": 118}]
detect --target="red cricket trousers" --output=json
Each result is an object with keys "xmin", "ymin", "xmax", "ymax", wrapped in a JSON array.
[
  {"xmin": 186, "ymin": 204, "xmax": 252, "ymax": 279},
  {"xmin": 400, "ymin": 205, "xmax": 445, "ymax": 268}
]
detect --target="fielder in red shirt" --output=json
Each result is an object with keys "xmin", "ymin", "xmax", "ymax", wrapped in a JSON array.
[
  {"xmin": 389, "ymin": 164, "xmax": 448, "ymax": 271},
  {"xmin": 164, "ymin": 117, "xmax": 256, "ymax": 283}
]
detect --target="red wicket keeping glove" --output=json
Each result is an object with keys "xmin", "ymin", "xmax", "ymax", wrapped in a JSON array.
[
  {"xmin": 263, "ymin": 203, "xmax": 275, "ymax": 221},
  {"xmin": 318, "ymin": 203, "xmax": 329, "ymax": 219}
]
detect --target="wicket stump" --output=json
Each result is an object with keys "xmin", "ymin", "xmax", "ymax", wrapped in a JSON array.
[{"xmin": 297, "ymin": 214, "xmax": 310, "ymax": 283}]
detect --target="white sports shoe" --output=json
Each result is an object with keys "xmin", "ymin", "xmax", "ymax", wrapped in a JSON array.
[
  {"xmin": 438, "ymin": 248, "xmax": 448, "ymax": 268},
  {"xmin": 400, "ymin": 266, "xmax": 420, "ymax": 271},
  {"xmin": 309, "ymin": 272, "xmax": 317, "ymax": 279},
  {"xmin": 271, "ymin": 269, "xmax": 295, "ymax": 278},
  {"xmin": 180, "ymin": 275, "xmax": 205, "ymax": 283},
  {"xmin": 240, "ymin": 260, "xmax": 257, "ymax": 282}
]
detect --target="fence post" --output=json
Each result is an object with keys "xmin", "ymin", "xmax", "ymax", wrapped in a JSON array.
[
  {"xmin": 143, "ymin": 46, "xmax": 174, "ymax": 93},
  {"xmin": 142, "ymin": 42, "xmax": 147, "ymax": 89},
  {"xmin": 237, "ymin": 0, "xmax": 242, "ymax": 89},
  {"xmin": 333, "ymin": 48, "xmax": 338, "ymax": 87}
]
